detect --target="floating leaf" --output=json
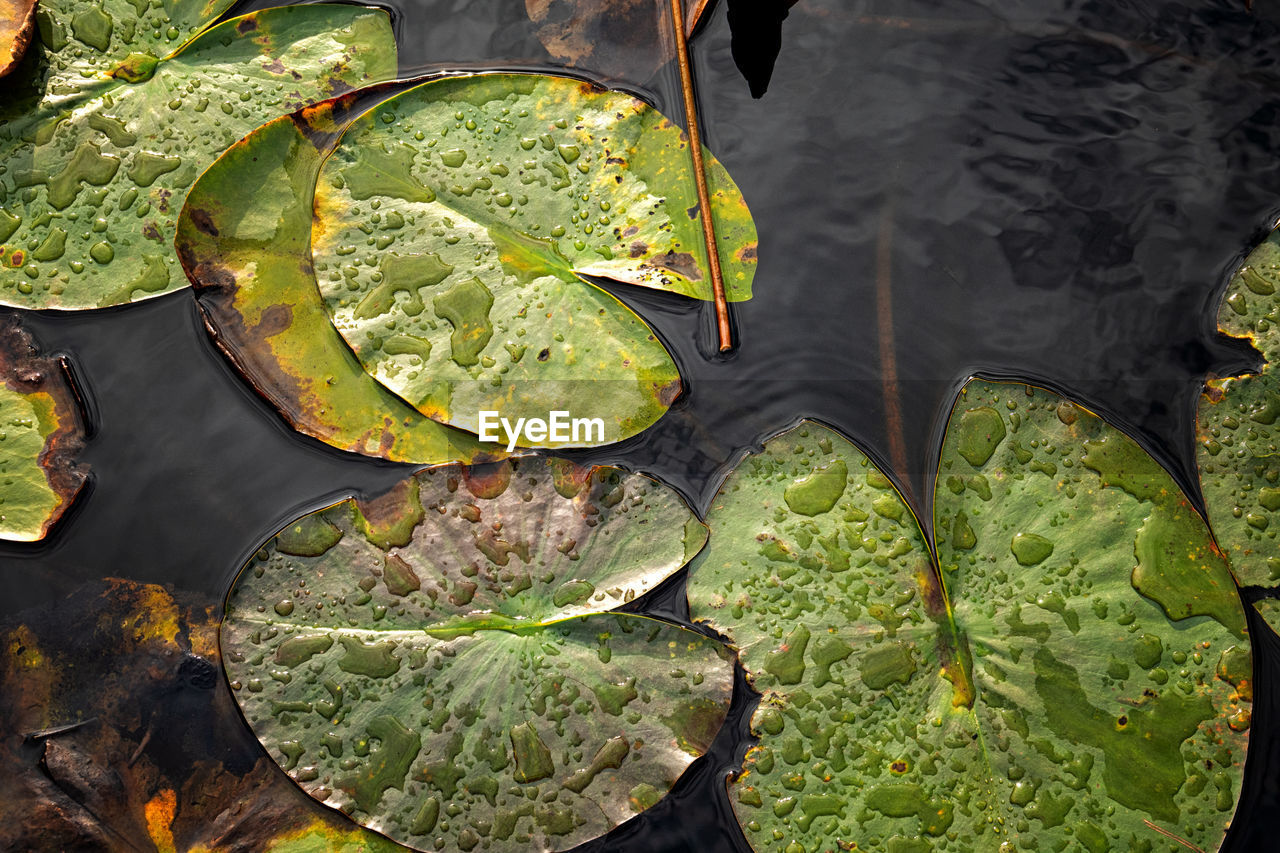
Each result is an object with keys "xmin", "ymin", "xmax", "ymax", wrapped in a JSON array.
[
  {"xmin": 525, "ymin": 0, "xmax": 711, "ymax": 83},
  {"xmin": 0, "ymin": 579, "xmax": 408, "ymax": 851},
  {"xmin": 312, "ymin": 73, "xmax": 756, "ymax": 445},
  {"xmin": 0, "ymin": 0, "xmax": 395, "ymax": 309},
  {"xmin": 0, "ymin": 0, "xmax": 36, "ymax": 78},
  {"xmin": 179, "ymin": 89, "xmax": 499, "ymax": 465},
  {"xmin": 223, "ymin": 457, "xmax": 730, "ymax": 853},
  {"xmin": 0, "ymin": 313, "xmax": 86, "ymax": 541},
  {"xmin": 688, "ymin": 380, "xmax": 1249, "ymax": 853},
  {"xmin": 1197, "ymin": 227, "xmax": 1280, "ymax": 633}
]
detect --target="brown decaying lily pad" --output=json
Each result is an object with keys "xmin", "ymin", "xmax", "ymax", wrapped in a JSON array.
[
  {"xmin": 0, "ymin": 313, "xmax": 87, "ymax": 542},
  {"xmin": 0, "ymin": 0, "xmax": 36, "ymax": 78},
  {"xmin": 0, "ymin": 579, "xmax": 407, "ymax": 852}
]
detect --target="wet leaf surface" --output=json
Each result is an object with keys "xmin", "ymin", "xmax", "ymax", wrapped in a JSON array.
[
  {"xmin": 1197, "ymin": 227, "xmax": 1280, "ymax": 633},
  {"xmin": 0, "ymin": 0, "xmax": 395, "ymax": 309},
  {"xmin": 0, "ymin": 578, "xmax": 410, "ymax": 852},
  {"xmin": 525, "ymin": 0, "xmax": 710, "ymax": 83},
  {"xmin": 223, "ymin": 457, "xmax": 731, "ymax": 853},
  {"xmin": 0, "ymin": 0, "xmax": 37, "ymax": 78},
  {"xmin": 312, "ymin": 73, "xmax": 755, "ymax": 445},
  {"xmin": 687, "ymin": 380, "xmax": 1250, "ymax": 853},
  {"xmin": 0, "ymin": 312, "xmax": 86, "ymax": 542},
  {"xmin": 179, "ymin": 88, "xmax": 501, "ymax": 465}
]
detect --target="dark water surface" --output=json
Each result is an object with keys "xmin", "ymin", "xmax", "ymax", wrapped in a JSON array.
[{"xmin": 5, "ymin": 0, "xmax": 1280, "ymax": 849}]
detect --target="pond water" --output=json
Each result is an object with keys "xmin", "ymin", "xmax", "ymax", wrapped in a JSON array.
[{"xmin": 4, "ymin": 0, "xmax": 1280, "ymax": 849}]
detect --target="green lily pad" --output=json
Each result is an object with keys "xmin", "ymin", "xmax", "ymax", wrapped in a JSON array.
[
  {"xmin": 223, "ymin": 457, "xmax": 731, "ymax": 853},
  {"xmin": 178, "ymin": 88, "xmax": 501, "ymax": 465},
  {"xmin": 687, "ymin": 381, "xmax": 1250, "ymax": 853},
  {"xmin": 311, "ymin": 73, "xmax": 756, "ymax": 445},
  {"xmin": 0, "ymin": 313, "xmax": 86, "ymax": 541},
  {"xmin": 1197, "ymin": 227, "xmax": 1280, "ymax": 630},
  {"xmin": 0, "ymin": 0, "xmax": 395, "ymax": 309}
]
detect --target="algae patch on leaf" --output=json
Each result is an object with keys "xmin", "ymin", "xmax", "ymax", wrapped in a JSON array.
[
  {"xmin": 223, "ymin": 457, "xmax": 731, "ymax": 853},
  {"xmin": 687, "ymin": 380, "xmax": 1250, "ymax": 853}
]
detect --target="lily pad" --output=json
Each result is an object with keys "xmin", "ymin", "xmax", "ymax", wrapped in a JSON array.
[
  {"xmin": 223, "ymin": 457, "xmax": 732, "ymax": 853},
  {"xmin": 1197, "ymin": 227, "xmax": 1280, "ymax": 628},
  {"xmin": 0, "ymin": 313, "xmax": 86, "ymax": 541},
  {"xmin": 311, "ymin": 73, "xmax": 756, "ymax": 445},
  {"xmin": 0, "ymin": 0, "xmax": 395, "ymax": 309},
  {"xmin": 178, "ymin": 88, "xmax": 499, "ymax": 465},
  {"xmin": 0, "ymin": 0, "xmax": 37, "ymax": 78},
  {"xmin": 687, "ymin": 380, "xmax": 1250, "ymax": 853}
]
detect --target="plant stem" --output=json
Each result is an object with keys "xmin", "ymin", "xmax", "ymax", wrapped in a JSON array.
[{"xmin": 669, "ymin": 0, "xmax": 733, "ymax": 352}]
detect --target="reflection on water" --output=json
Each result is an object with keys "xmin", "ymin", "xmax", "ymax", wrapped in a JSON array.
[{"xmin": 5, "ymin": 0, "xmax": 1280, "ymax": 849}]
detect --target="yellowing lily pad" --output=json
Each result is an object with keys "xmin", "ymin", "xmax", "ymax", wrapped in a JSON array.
[
  {"xmin": 687, "ymin": 380, "xmax": 1250, "ymax": 853},
  {"xmin": 0, "ymin": 313, "xmax": 86, "ymax": 541},
  {"xmin": 0, "ymin": 0, "xmax": 395, "ymax": 309},
  {"xmin": 178, "ymin": 88, "xmax": 498, "ymax": 465},
  {"xmin": 223, "ymin": 457, "xmax": 730, "ymax": 853}
]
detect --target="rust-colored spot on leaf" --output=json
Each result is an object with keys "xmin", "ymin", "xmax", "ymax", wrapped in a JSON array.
[
  {"xmin": 188, "ymin": 209, "xmax": 219, "ymax": 237},
  {"xmin": 649, "ymin": 250, "xmax": 701, "ymax": 281},
  {"xmin": 463, "ymin": 460, "xmax": 513, "ymax": 500},
  {"xmin": 355, "ymin": 478, "xmax": 424, "ymax": 549},
  {"xmin": 236, "ymin": 15, "xmax": 259, "ymax": 33},
  {"xmin": 657, "ymin": 377, "xmax": 682, "ymax": 407},
  {"xmin": 255, "ymin": 304, "xmax": 293, "ymax": 338}
]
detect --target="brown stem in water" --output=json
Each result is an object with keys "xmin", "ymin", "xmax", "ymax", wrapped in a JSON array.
[
  {"xmin": 876, "ymin": 201, "xmax": 910, "ymax": 499},
  {"xmin": 669, "ymin": 0, "xmax": 733, "ymax": 352}
]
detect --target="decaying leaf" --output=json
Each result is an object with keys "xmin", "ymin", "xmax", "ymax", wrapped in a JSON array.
[
  {"xmin": 1197, "ymin": 227, "xmax": 1280, "ymax": 632},
  {"xmin": 0, "ymin": 0, "xmax": 37, "ymax": 78},
  {"xmin": 0, "ymin": 579, "xmax": 410, "ymax": 852},
  {"xmin": 223, "ymin": 457, "xmax": 731, "ymax": 853},
  {"xmin": 0, "ymin": 0, "xmax": 396, "ymax": 309},
  {"xmin": 0, "ymin": 312, "xmax": 86, "ymax": 541},
  {"xmin": 178, "ymin": 87, "xmax": 500, "ymax": 466},
  {"xmin": 312, "ymin": 73, "xmax": 756, "ymax": 445},
  {"xmin": 525, "ymin": 0, "xmax": 711, "ymax": 83},
  {"xmin": 687, "ymin": 380, "xmax": 1250, "ymax": 853}
]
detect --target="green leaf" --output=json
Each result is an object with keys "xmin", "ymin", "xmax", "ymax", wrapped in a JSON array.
[
  {"xmin": 178, "ymin": 90, "xmax": 501, "ymax": 465},
  {"xmin": 0, "ymin": 0, "xmax": 395, "ymax": 309},
  {"xmin": 1197, "ymin": 228, "xmax": 1280, "ymax": 631},
  {"xmin": 688, "ymin": 381, "xmax": 1250, "ymax": 853},
  {"xmin": 223, "ymin": 457, "xmax": 730, "ymax": 853},
  {"xmin": 0, "ymin": 313, "xmax": 86, "ymax": 541},
  {"xmin": 311, "ymin": 73, "xmax": 756, "ymax": 445}
]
